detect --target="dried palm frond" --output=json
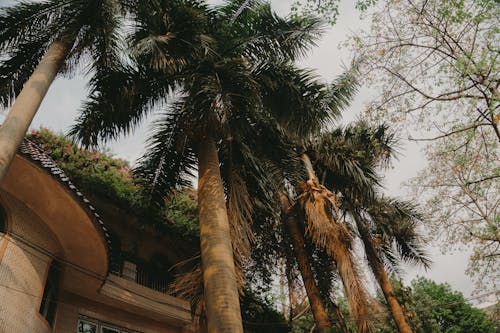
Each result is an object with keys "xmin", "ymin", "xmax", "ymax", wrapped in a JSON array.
[
  {"xmin": 170, "ymin": 252, "xmax": 246, "ymax": 329},
  {"xmin": 297, "ymin": 176, "xmax": 374, "ymax": 333},
  {"xmin": 227, "ymin": 170, "xmax": 255, "ymax": 265},
  {"xmin": 170, "ymin": 264, "xmax": 205, "ymax": 316}
]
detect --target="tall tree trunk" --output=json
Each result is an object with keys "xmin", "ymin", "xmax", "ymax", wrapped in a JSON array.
[
  {"xmin": 301, "ymin": 153, "xmax": 316, "ymax": 180},
  {"xmin": 0, "ymin": 39, "xmax": 71, "ymax": 182},
  {"xmin": 282, "ymin": 194, "xmax": 349, "ymax": 333},
  {"xmin": 286, "ymin": 205, "xmax": 331, "ymax": 333},
  {"xmin": 300, "ymin": 153, "xmax": 372, "ymax": 333},
  {"xmin": 357, "ymin": 222, "xmax": 413, "ymax": 333},
  {"xmin": 198, "ymin": 136, "xmax": 243, "ymax": 333}
]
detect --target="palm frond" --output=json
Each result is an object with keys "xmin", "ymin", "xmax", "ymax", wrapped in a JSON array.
[
  {"xmin": 64, "ymin": 0, "xmax": 124, "ymax": 75},
  {"xmin": 0, "ymin": 0, "xmax": 74, "ymax": 51},
  {"xmin": 217, "ymin": 0, "xmax": 324, "ymax": 62},
  {"xmin": 0, "ymin": 35, "xmax": 51, "ymax": 107},
  {"xmin": 256, "ymin": 63, "xmax": 338, "ymax": 140},
  {"xmin": 129, "ymin": 0, "xmax": 214, "ymax": 74},
  {"xmin": 369, "ymin": 197, "xmax": 431, "ymax": 268},
  {"xmin": 311, "ymin": 129, "xmax": 381, "ymax": 204},
  {"xmin": 0, "ymin": 0, "xmax": 80, "ymax": 106},
  {"xmin": 327, "ymin": 63, "xmax": 360, "ymax": 117},
  {"xmin": 70, "ymin": 65, "xmax": 172, "ymax": 146},
  {"xmin": 134, "ymin": 102, "xmax": 196, "ymax": 205},
  {"xmin": 296, "ymin": 178, "xmax": 374, "ymax": 333}
]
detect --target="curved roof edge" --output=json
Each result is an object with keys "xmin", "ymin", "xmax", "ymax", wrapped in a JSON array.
[{"xmin": 18, "ymin": 138, "xmax": 113, "ymax": 272}]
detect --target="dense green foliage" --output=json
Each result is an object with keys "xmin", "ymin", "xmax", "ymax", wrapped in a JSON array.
[
  {"xmin": 27, "ymin": 128, "xmax": 199, "ymax": 238},
  {"xmin": 375, "ymin": 278, "xmax": 496, "ymax": 333},
  {"xmin": 290, "ymin": 277, "xmax": 496, "ymax": 333}
]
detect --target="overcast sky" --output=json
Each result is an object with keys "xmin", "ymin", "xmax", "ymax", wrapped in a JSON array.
[{"xmin": 0, "ymin": 0, "xmax": 485, "ymax": 304}]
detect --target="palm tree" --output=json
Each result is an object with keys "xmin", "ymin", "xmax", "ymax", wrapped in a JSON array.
[
  {"xmin": 0, "ymin": 0, "xmax": 124, "ymax": 180},
  {"xmin": 70, "ymin": 1, "xmax": 323, "ymax": 331},
  {"xmin": 297, "ymin": 141, "xmax": 371, "ymax": 332},
  {"xmin": 249, "ymin": 122, "xmax": 394, "ymax": 333},
  {"xmin": 349, "ymin": 197, "xmax": 430, "ymax": 333},
  {"xmin": 258, "ymin": 62, "xmax": 379, "ymax": 332},
  {"xmin": 314, "ymin": 123, "xmax": 429, "ymax": 333},
  {"xmin": 280, "ymin": 192, "xmax": 349, "ymax": 333}
]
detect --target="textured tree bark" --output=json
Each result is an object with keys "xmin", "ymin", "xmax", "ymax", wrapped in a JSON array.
[
  {"xmin": 377, "ymin": 265, "xmax": 413, "ymax": 333},
  {"xmin": 198, "ymin": 136, "xmax": 243, "ymax": 333},
  {"xmin": 300, "ymin": 153, "xmax": 372, "ymax": 333},
  {"xmin": 286, "ymin": 206, "xmax": 331, "ymax": 333},
  {"xmin": 301, "ymin": 153, "xmax": 316, "ymax": 180},
  {"xmin": 0, "ymin": 39, "xmax": 71, "ymax": 182},
  {"xmin": 357, "ymin": 222, "xmax": 413, "ymax": 333}
]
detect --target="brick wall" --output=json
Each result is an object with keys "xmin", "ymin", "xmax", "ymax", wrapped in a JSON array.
[{"xmin": 0, "ymin": 191, "xmax": 61, "ymax": 333}]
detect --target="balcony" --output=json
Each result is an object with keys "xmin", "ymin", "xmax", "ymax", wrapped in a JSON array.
[
  {"xmin": 109, "ymin": 254, "xmax": 174, "ymax": 294},
  {"xmin": 100, "ymin": 274, "xmax": 192, "ymax": 326}
]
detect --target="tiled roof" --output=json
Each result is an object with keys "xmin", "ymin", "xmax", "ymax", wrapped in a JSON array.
[{"xmin": 18, "ymin": 139, "xmax": 113, "ymax": 269}]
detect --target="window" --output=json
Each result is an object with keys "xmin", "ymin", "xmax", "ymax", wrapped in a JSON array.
[
  {"xmin": 0, "ymin": 205, "xmax": 6, "ymax": 233},
  {"xmin": 39, "ymin": 261, "xmax": 59, "ymax": 326},
  {"xmin": 78, "ymin": 319, "xmax": 97, "ymax": 333},
  {"xmin": 121, "ymin": 260, "xmax": 137, "ymax": 281},
  {"xmin": 101, "ymin": 325, "xmax": 120, "ymax": 333},
  {"xmin": 77, "ymin": 316, "xmax": 142, "ymax": 333}
]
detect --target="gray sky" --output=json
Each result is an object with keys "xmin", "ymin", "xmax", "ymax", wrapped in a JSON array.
[{"xmin": 0, "ymin": 0, "xmax": 484, "ymax": 303}]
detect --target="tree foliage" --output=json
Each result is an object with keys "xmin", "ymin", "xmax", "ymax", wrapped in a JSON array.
[
  {"xmin": 375, "ymin": 277, "xmax": 496, "ymax": 333},
  {"xmin": 291, "ymin": 0, "xmax": 377, "ymax": 25},
  {"xmin": 27, "ymin": 128, "xmax": 199, "ymax": 238},
  {"xmin": 350, "ymin": 0, "xmax": 500, "ymax": 291}
]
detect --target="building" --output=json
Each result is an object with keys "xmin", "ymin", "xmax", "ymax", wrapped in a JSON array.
[{"xmin": 0, "ymin": 139, "xmax": 197, "ymax": 333}]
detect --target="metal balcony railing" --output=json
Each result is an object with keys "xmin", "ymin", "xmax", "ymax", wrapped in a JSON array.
[{"xmin": 109, "ymin": 254, "xmax": 173, "ymax": 294}]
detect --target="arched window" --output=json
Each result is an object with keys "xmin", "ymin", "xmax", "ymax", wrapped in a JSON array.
[
  {"xmin": 40, "ymin": 261, "xmax": 60, "ymax": 326},
  {"xmin": 0, "ymin": 205, "xmax": 6, "ymax": 233}
]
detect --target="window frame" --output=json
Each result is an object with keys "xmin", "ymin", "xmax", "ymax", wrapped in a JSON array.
[
  {"xmin": 77, "ymin": 316, "xmax": 142, "ymax": 333},
  {"xmin": 77, "ymin": 318, "xmax": 98, "ymax": 333},
  {"xmin": 0, "ymin": 202, "xmax": 8, "ymax": 234},
  {"xmin": 39, "ymin": 260, "xmax": 60, "ymax": 327}
]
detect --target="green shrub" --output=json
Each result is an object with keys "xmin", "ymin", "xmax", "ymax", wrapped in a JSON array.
[{"xmin": 27, "ymin": 128, "xmax": 199, "ymax": 238}]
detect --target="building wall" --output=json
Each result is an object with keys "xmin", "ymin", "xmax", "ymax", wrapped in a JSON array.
[
  {"xmin": 55, "ymin": 291, "xmax": 188, "ymax": 333},
  {"xmin": 0, "ymin": 191, "xmax": 62, "ymax": 333},
  {"xmin": 0, "ymin": 189, "xmax": 195, "ymax": 333}
]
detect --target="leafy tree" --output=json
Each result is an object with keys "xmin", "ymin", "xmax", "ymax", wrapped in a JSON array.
[
  {"xmin": 375, "ymin": 277, "xmax": 496, "ymax": 333},
  {"xmin": 322, "ymin": 121, "xmax": 427, "ymax": 333},
  {"xmin": 0, "ymin": 0, "xmax": 124, "ymax": 181},
  {"xmin": 306, "ymin": 120, "xmax": 431, "ymax": 333},
  {"xmin": 254, "ymin": 61, "xmax": 380, "ymax": 333},
  {"xmin": 241, "ymin": 288, "xmax": 290, "ymax": 333},
  {"xmin": 350, "ymin": 0, "xmax": 500, "ymax": 292},
  {"xmin": 253, "ymin": 118, "xmax": 402, "ymax": 333}
]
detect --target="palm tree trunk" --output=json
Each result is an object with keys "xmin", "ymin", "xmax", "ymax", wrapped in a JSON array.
[
  {"xmin": 301, "ymin": 153, "xmax": 316, "ymax": 180},
  {"xmin": 198, "ymin": 136, "xmax": 243, "ymax": 333},
  {"xmin": 0, "ymin": 39, "xmax": 71, "ymax": 182},
  {"xmin": 285, "ymin": 204, "xmax": 331, "ymax": 333},
  {"xmin": 357, "ymin": 222, "xmax": 413, "ymax": 333},
  {"xmin": 299, "ymin": 153, "xmax": 372, "ymax": 333},
  {"xmin": 376, "ymin": 263, "xmax": 413, "ymax": 333}
]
